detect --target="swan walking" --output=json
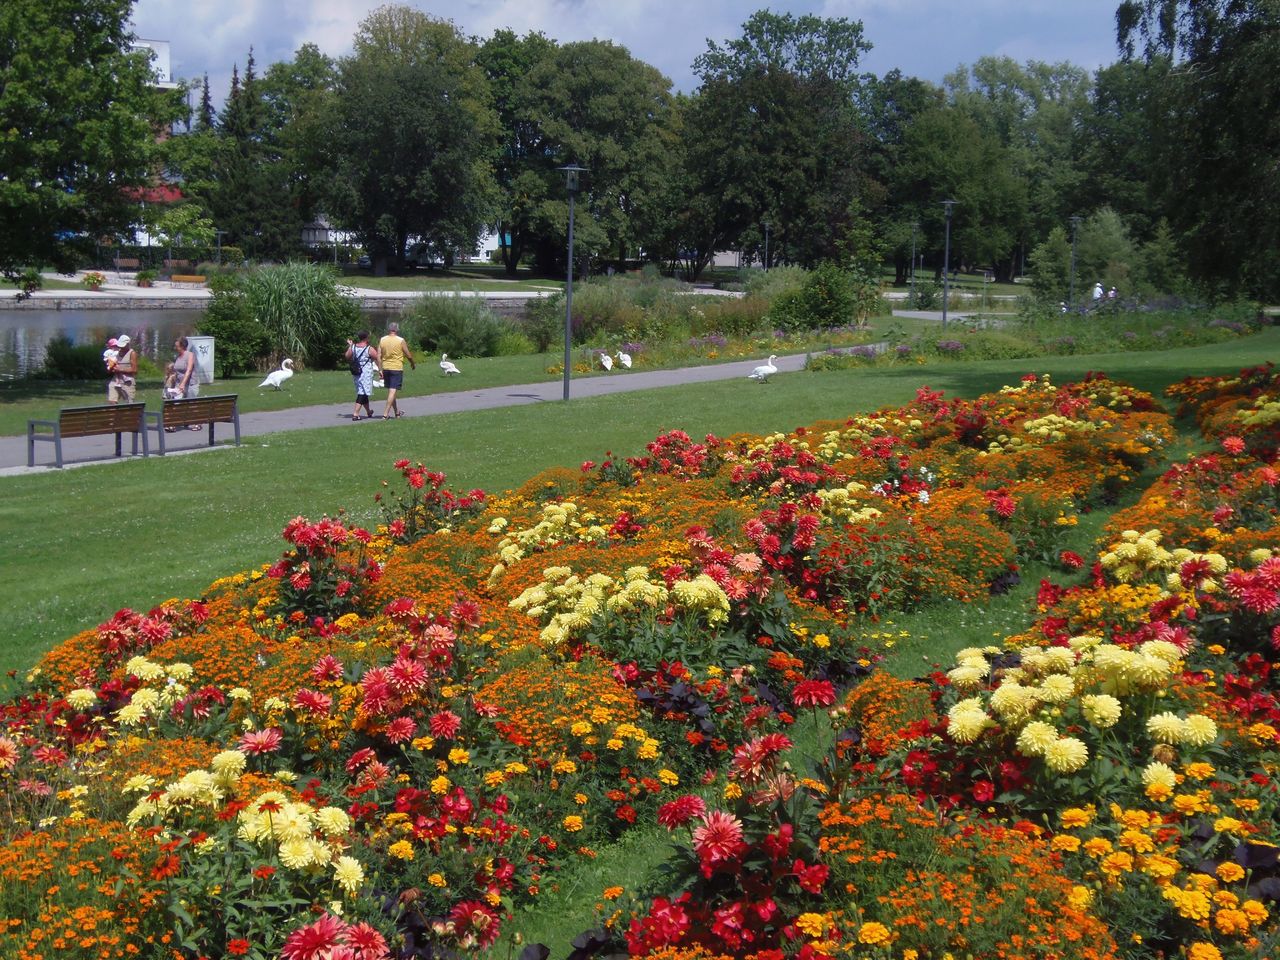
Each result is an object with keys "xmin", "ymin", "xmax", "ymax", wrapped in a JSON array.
[
  {"xmin": 616, "ymin": 350, "xmax": 632, "ymax": 369},
  {"xmin": 259, "ymin": 358, "xmax": 294, "ymax": 390},
  {"xmin": 747, "ymin": 355, "xmax": 778, "ymax": 383},
  {"xmin": 440, "ymin": 353, "xmax": 461, "ymax": 376},
  {"xmin": 600, "ymin": 352, "xmax": 613, "ymax": 371}
]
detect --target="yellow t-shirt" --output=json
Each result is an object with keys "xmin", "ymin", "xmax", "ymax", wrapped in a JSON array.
[{"xmin": 378, "ymin": 334, "xmax": 408, "ymax": 371}]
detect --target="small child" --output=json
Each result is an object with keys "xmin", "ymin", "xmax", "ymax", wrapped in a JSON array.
[
  {"xmin": 102, "ymin": 337, "xmax": 119, "ymax": 372},
  {"xmin": 162, "ymin": 362, "xmax": 184, "ymax": 400}
]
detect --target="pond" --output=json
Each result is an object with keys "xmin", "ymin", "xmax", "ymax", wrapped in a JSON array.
[{"xmin": 0, "ymin": 308, "xmax": 398, "ymax": 380}]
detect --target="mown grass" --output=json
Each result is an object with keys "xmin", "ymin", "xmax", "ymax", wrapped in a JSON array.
[{"xmin": 2, "ymin": 326, "xmax": 1275, "ymax": 686}]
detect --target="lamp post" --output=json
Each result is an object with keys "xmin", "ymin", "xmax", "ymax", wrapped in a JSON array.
[
  {"xmin": 1068, "ymin": 215, "xmax": 1082, "ymax": 309},
  {"xmin": 762, "ymin": 220, "xmax": 771, "ymax": 271},
  {"xmin": 215, "ymin": 230, "xmax": 227, "ymax": 265},
  {"xmin": 558, "ymin": 163, "xmax": 587, "ymax": 401},
  {"xmin": 909, "ymin": 221, "xmax": 919, "ymax": 303},
  {"xmin": 941, "ymin": 200, "xmax": 956, "ymax": 329}
]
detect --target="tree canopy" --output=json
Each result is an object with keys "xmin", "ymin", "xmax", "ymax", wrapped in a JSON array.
[{"xmin": 0, "ymin": 0, "xmax": 183, "ymax": 280}]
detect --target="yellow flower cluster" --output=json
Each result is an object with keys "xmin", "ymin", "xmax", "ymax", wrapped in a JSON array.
[
  {"xmin": 815, "ymin": 481, "xmax": 883, "ymax": 525},
  {"xmin": 489, "ymin": 501, "xmax": 609, "ymax": 580},
  {"xmin": 1020, "ymin": 412, "xmax": 1103, "ymax": 442},
  {"xmin": 510, "ymin": 563, "xmax": 729, "ymax": 646}
]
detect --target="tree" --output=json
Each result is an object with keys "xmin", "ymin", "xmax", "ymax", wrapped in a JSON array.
[
  {"xmin": 1028, "ymin": 225, "xmax": 1072, "ymax": 304},
  {"xmin": 477, "ymin": 30, "xmax": 559, "ymax": 275},
  {"xmin": 674, "ymin": 10, "xmax": 874, "ymax": 276},
  {"xmin": 146, "ymin": 203, "xmax": 216, "ymax": 264},
  {"xmin": 944, "ymin": 57, "xmax": 1091, "ymax": 276},
  {"xmin": 1116, "ymin": 0, "xmax": 1280, "ymax": 298},
  {"xmin": 0, "ymin": 0, "xmax": 183, "ymax": 282},
  {"xmin": 854, "ymin": 69, "xmax": 945, "ymax": 283},
  {"xmin": 897, "ymin": 105, "xmax": 1027, "ymax": 280},
  {"xmin": 1076, "ymin": 206, "xmax": 1138, "ymax": 292},
  {"xmin": 524, "ymin": 40, "xmax": 678, "ymax": 271},
  {"xmin": 320, "ymin": 5, "xmax": 498, "ymax": 275}
]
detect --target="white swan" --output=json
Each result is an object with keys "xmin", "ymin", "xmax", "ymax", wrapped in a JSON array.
[
  {"xmin": 259, "ymin": 358, "xmax": 294, "ymax": 389},
  {"xmin": 616, "ymin": 350, "xmax": 632, "ymax": 369},
  {"xmin": 440, "ymin": 353, "xmax": 461, "ymax": 375},
  {"xmin": 600, "ymin": 352, "xmax": 613, "ymax": 371},
  {"xmin": 747, "ymin": 355, "xmax": 778, "ymax": 382}
]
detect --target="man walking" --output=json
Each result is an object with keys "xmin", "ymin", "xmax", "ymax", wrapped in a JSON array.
[{"xmin": 378, "ymin": 322, "xmax": 416, "ymax": 419}]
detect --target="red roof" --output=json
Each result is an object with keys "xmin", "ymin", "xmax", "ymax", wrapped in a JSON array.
[{"xmin": 121, "ymin": 184, "xmax": 184, "ymax": 204}]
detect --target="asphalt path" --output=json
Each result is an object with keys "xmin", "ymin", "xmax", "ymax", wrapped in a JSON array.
[{"xmin": 2, "ymin": 353, "xmax": 812, "ymax": 475}]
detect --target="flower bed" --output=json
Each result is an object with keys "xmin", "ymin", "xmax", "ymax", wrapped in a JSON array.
[{"xmin": 1, "ymin": 369, "xmax": 1277, "ymax": 960}]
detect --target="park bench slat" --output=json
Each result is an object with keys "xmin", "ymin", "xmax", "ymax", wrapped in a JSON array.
[
  {"xmin": 27, "ymin": 403, "xmax": 148, "ymax": 468},
  {"xmin": 146, "ymin": 395, "xmax": 241, "ymax": 455}
]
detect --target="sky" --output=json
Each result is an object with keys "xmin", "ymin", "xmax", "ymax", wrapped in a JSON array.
[{"xmin": 130, "ymin": 0, "xmax": 1128, "ymax": 106}]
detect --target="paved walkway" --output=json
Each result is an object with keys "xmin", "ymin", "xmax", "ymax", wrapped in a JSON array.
[
  {"xmin": 3, "ymin": 278, "xmax": 978, "ymax": 475},
  {"xmin": 2, "ymin": 353, "xmax": 812, "ymax": 476}
]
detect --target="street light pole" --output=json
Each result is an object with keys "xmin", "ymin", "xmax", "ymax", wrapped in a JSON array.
[
  {"xmin": 941, "ymin": 200, "xmax": 956, "ymax": 329},
  {"xmin": 558, "ymin": 163, "xmax": 587, "ymax": 401},
  {"xmin": 1068, "ymin": 215, "xmax": 1082, "ymax": 309},
  {"xmin": 909, "ymin": 221, "xmax": 919, "ymax": 304},
  {"xmin": 762, "ymin": 220, "xmax": 771, "ymax": 271}
]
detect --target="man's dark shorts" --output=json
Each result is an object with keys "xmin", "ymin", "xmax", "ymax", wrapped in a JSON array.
[{"xmin": 384, "ymin": 370, "xmax": 404, "ymax": 389}]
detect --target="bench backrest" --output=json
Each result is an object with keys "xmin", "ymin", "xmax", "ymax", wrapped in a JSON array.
[
  {"xmin": 58, "ymin": 403, "xmax": 146, "ymax": 437},
  {"xmin": 161, "ymin": 395, "xmax": 238, "ymax": 426}
]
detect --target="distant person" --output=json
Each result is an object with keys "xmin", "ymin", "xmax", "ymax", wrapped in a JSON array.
[
  {"xmin": 345, "ymin": 331, "xmax": 379, "ymax": 421},
  {"xmin": 171, "ymin": 336, "xmax": 199, "ymax": 400},
  {"xmin": 107, "ymin": 335, "xmax": 137, "ymax": 403},
  {"xmin": 377, "ymin": 321, "xmax": 416, "ymax": 420},
  {"xmin": 1108, "ymin": 286, "xmax": 1117, "ymax": 300},
  {"xmin": 1092, "ymin": 281, "xmax": 1104, "ymax": 302}
]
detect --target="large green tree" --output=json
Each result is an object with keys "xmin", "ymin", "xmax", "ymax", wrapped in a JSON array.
[
  {"xmin": 854, "ymin": 69, "xmax": 945, "ymax": 284},
  {"xmin": 320, "ymin": 5, "xmax": 498, "ymax": 275},
  {"xmin": 0, "ymin": 0, "xmax": 182, "ymax": 281},
  {"xmin": 1116, "ymin": 0, "xmax": 1280, "ymax": 297},
  {"xmin": 944, "ymin": 57, "xmax": 1090, "ymax": 277},
  {"xmin": 476, "ymin": 29, "xmax": 559, "ymax": 276},
  {"xmin": 674, "ymin": 10, "xmax": 873, "ymax": 276},
  {"xmin": 525, "ymin": 40, "xmax": 678, "ymax": 271}
]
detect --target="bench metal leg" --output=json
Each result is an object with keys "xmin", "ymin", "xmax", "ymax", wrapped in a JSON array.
[
  {"xmin": 233, "ymin": 414, "xmax": 241, "ymax": 446},
  {"xmin": 115, "ymin": 431, "xmax": 123, "ymax": 458},
  {"xmin": 208, "ymin": 422, "xmax": 216, "ymax": 447}
]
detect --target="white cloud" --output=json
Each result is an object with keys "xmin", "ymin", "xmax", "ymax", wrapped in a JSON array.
[{"xmin": 130, "ymin": 0, "xmax": 1124, "ymax": 109}]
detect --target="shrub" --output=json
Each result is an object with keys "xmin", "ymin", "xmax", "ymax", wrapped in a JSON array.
[
  {"xmin": 688, "ymin": 295, "xmax": 771, "ymax": 338},
  {"xmin": 400, "ymin": 293, "xmax": 505, "ymax": 357},
  {"xmin": 36, "ymin": 335, "xmax": 107, "ymax": 380},
  {"xmin": 197, "ymin": 278, "xmax": 271, "ymax": 376},
  {"xmin": 769, "ymin": 263, "xmax": 856, "ymax": 332},
  {"xmin": 743, "ymin": 264, "xmax": 807, "ymax": 301}
]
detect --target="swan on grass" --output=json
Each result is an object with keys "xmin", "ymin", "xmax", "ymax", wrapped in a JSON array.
[
  {"xmin": 616, "ymin": 350, "xmax": 632, "ymax": 369},
  {"xmin": 440, "ymin": 354, "xmax": 461, "ymax": 375},
  {"xmin": 259, "ymin": 358, "xmax": 294, "ymax": 390},
  {"xmin": 747, "ymin": 355, "xmax": 778, "ymax": 382}
]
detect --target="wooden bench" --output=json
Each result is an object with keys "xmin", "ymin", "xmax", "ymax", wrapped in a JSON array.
[
  {"xmin": 114, "ymin": 257, "xmax": 141, "ymax": 271},
  {"xmin": 146, "ymin": 395, "xmax": 241, "ymax": 455},
  {"xmin": 168, "ymin": 274, "xmax": 207, "ymax": 288},
  {"xmin": 27, "ymin": 403, "xmax": 149, "ymax": 468}
]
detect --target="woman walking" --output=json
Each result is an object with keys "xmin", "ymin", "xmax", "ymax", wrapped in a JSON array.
[{"xmin": 344, "ymin": 331, "xmax": 379, "ymax": 421}]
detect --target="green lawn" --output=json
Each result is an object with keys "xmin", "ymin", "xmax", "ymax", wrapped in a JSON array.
[
  {"xmin": 0, "ymin": 276, "xmax": 82, "ymax": 291},
  {"xmin": 2, "ymin": 326, "xmax": 1275, "ymax": 684}
]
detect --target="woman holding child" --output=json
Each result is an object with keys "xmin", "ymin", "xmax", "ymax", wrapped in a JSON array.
[{"xmin": 170, "ymin": 337, "xmax": 199, "ymax": 399}]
